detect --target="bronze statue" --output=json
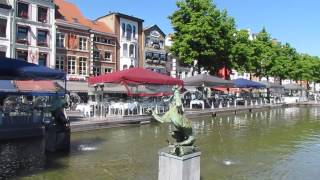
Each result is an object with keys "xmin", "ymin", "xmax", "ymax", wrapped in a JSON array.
[{"xmin": 148, "ymin": 86, "xmax": 197, "ymax": 156}]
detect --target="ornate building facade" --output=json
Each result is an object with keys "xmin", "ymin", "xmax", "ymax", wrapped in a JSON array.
[
  {"xmin": 97, "ymin": 12, "xmax": 144, "ymax": 70},
  {"xmin": 13, "ymin": 0, "xmax": 56, "ymax": 67},
  {"xmin": 0, "ymin": 0, "xmax": 12, "ymax": 57},
  {"xmin": 143, "ymin": 25, "xmax": 167, "ymax": 74}
]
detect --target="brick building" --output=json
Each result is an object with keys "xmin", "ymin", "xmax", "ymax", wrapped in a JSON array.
[{"xmin": 55, "ymin": 0, "xmax": 117, "ymax": 102}]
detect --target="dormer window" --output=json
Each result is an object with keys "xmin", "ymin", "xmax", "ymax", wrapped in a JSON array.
[
  {"xmin": 17, "ymin": 2, "xmax": 29, "ymax": 19},
  {"xmin": 38, "ymin": 6, "xmax": 48, "ymax": 23}
]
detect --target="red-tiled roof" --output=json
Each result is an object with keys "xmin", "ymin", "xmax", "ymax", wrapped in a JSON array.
[{"xmin": 55, "ymin": 0, "xmax": 113, "ymax": 34}]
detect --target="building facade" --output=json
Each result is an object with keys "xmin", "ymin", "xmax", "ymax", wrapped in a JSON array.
[
  {"xmin": 97, "ymin": 12, "xmax": 144, "ymax": 70},
  {"xmin": 143, "ymin": 25, "xmax": 167, "ymax": 74},
  {"xmin": 13, "ymin": 0, "xmax": 56, "ymax": 67},
  {"xmin": 55, "ymin": 0, "xmax": 117, "ymax": 102},
  {"xmin": 0, "ymin": 0, "xmax": 12, "ymax": 57}
]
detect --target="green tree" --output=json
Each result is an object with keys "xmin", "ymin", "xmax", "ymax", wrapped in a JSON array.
[
  {"xmin": 169, "ymin": 0, "xmax": 236, "ymax": 74},
  {"xmin": 251, "ymin": 28, "xmax": 274, "ymax": 79},
  {"xmin": 231, "ymin": 29, "xmax": 255, "ymax": 78}
]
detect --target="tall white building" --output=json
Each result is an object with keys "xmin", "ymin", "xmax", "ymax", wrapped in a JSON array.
[
  {"xmin": 12, "ymin": 0, "xmax": 56, "ymax": 67},
  {"xmin": 0, "ymin": 0, "xmax": 13, "ymax": 57}
]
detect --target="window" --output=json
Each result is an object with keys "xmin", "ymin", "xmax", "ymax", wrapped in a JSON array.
[
  {"xmin": 153, "ymin": 53, "xmax": 159, "ymax": 60},
  {"xmin": 160, "ymin": 54, "xmax": 166, "ymax": 61},
  {"xmin": 38, "ymin": 6, "xmax": 48, "ymax": 23},
  {"xmin": 93, "ymin": 66, "xmax": 100, "ymax": 76},
  {"xmin": 104, "ymin": 52, "xmax": 111, "ymax": 61},
  {"xmin": 38, "ymin": 53, "xmax": 47, "ymax": 66},
  {"xmin": 55, "ymin": 55, "xmax": 64, "ymax": 70},
  {"xmin": 93, "ymin": 50, "xmax": 100, "ymax": 60},
  {"xmin": 79, "ymin": 57, "xmax": 87, "ymax": 75},
  {"xmin": 16, "ymin": 26, "xmax": 29, "ymax": 44},
  {"xmin": 17, "ymin": 2, "xmax": 29, "ymax": 19},
  {"xmin": 79, "ymin": 37, "xmax": 87, "ymax": 50},
  {"xmin": 93, "ymin": 36, "xmax": 100, "ymax": 42},
  {"xmin": 0, "ymin": 51, "xmax": 5, "ymax": 57},
  {"xmin": 16, "ymin": 50, "xmax": 28, "ymax": 61},
  {"xmin": 129, "ymin": 44, "xmax": 135, "ymax": 58},
  {"xmin": 132, "ymin": 25, "xmax": 136, "ymax": 39},
  {"xmin": 67, "ymin": 56, "xmax": 76, "ymax": 74},
  {"xmin": 104, "ymin": 68, "xmax": 112, "ymax": 74},
  {"xmin": 123, "ymin": 43, "xmax": 128, "ymax": 57},
  {"xmin": 145, "ymin": 52, "xmax": 152, "ymax": 59},
  {"xmin": 126, "ymin": 24, "xmax": 132, "ymax": 40},
  {"xmin": 37, "ymin": 30, "xmax": 47, "ymax": 46},
  {"xmin": 56, "ymin": 33, "xmax": 65, "ymax": 48},
  {"xmin": 0, "ymin": 19, "xmax": 7, "ymax": 38},
  {"xmin": 123, "ymin": 65, "xmax": 128, "ymax": 70},
  {"xmin": 122, "ymin": 23, "xmax": 125, "ymax": 37}
]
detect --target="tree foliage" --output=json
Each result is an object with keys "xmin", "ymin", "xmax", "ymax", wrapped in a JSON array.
[{"xmin": 169, "ymin": 0, "xmax": 236, "ymax": 74}]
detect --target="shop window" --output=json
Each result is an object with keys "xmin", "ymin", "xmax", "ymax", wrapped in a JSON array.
[{"xmin": 17, "ymin": 2, "xmax": 29, "ymax": 19}]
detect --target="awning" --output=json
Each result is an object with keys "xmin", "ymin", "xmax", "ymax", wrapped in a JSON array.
[
  {"xmin": 257, "ymin": 81, "xmax": 284, "ymax": 89},
  {"xmin": 0, "ymin": 80, "xmax": 64, "ymax": 96},
  {"xmin": 213, "ymin": 87, "xmax": 250, "ymax": 93},
  {"xmin": 183, "ymin": 74, "xmax": 234, "ymax": 87},
  {"xmin": 0, "ymin": 57, "xmax": 65, "ymax": 80},
  {"xmin": 88, "ymin": 68, "xmax": 183, "ymax": 86},
  {"xmin": 283, "ymin": 83, "xmax": 305, "ymax": 90},
  {"xmin": 0, "ymin": 80, "xmax": 16, "ymax": 92},
  {"xmin": 233, "ymin": 78, "xmax": 266, "ymax": 88}
]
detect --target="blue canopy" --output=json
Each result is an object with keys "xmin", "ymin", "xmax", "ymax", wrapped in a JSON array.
[
  {"xmin": 0, "ymin": 80, "xmax": 17, "ymax": 92},
  {"xmin": 233, "ymin": 78, "xmax": 266, "ymax": 88},
  {"xmin": 0, "ymin": 57, "xmax": 65, "ymax": 80}
]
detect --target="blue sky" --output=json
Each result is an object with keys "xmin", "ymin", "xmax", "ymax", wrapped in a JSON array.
[{"xmin": 68, "ymin": 0, "xmax": 319, "ymax": 56}]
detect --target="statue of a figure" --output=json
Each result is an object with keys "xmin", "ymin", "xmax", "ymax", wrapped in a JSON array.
[{"xmin": 148, "ymin": 86, "xmax": 197, "ymax": 156}]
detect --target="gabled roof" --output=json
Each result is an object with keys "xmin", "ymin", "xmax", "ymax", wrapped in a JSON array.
[
  {"xmin": 143, "ymin": 24, "xmax": 166, "ymax": 38},
  {"xmin": 97, "ymin": 12, "xmax": 144, "ymax": 23},
  {"xmin": 55, "ymin": 0, "xmax": 113, "ymax": 34}
]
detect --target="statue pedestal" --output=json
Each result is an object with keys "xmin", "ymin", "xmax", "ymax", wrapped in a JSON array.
[{"xmin": 158, "ymin": 147, "xmax": 201, "ymax": 180}]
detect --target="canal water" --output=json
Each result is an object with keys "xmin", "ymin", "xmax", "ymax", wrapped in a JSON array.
[{"xmin": 1, "ymin": 107, "xmax": 320, "ymax": 179}]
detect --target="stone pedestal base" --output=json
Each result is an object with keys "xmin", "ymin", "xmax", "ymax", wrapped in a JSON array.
[{"xmin": 158, "ymin": 147, "xmax": 201, "ymax": 180}]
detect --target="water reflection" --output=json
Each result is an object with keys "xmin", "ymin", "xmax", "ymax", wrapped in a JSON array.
[{"xmin": 1, "ymin": 107, "xmax": 320, "ymax": 179}]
